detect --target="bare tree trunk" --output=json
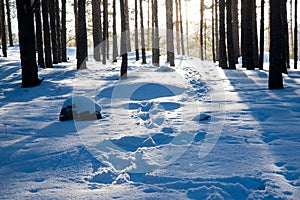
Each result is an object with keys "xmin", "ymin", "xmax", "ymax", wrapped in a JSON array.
[
  {"xmin": 120, "ymin": 0, "xmax": 128, "ymax": 79},
  {"xmin": 74, "ymin": 0, "xmax": 78, "ymax": 51},
  {"xmin": 215, "ymin": 0, "xmax": 219, "ymax": 61},
  {"xmin": 200, "ymin": 0, "xmax": 204, "ymax": 60},
  {"xmin": 112, "ymin": 0, "xmax": 118, "ymax": 62},
  {"xmin": 212, "ymin": 0, "xmax": 216, "ymax": 62},
  {"xmin": 5, "ymin": 0, "xmax": 13, "ymax": 46},
  {"xmin": 282, "ymin": 0, "xmax": 289, "ymax": 73},
  {"xmin": 0, "ymin": 0, "xmax": 7, "ymax": 57},
  {"xmin": 92, "ymin": 0, "xmax": 101, "ymax": 61},
  {"xmin": 294, "ymin": 0, "xmax": 298, "ymax": 69},
  {"xmin": 175, "ymin": 0, "xmax": 180, "ymax": 54},
  {"xmin": 252, "ymin": 0, "xmax": 259, "ymax": 68},
  {"xmin": 227, "ymin": 0, "xmax": 236, "ymax": 69},
  {"xmin": 290, "ymin": 0, "xmax": 294, "ymax": 59},
  {"xmin": 147, "ymin": 0, "xmax": 151, "ymax": 50},
  {"xmin": 152, "ymin": 0, "xmax": 160, "ymax": 66},
  {"xmin": 61, "ymin": 0, "xmax": 67, "ymax": 62},
  {"xmin": 56, "ymin": 0, "xmax": 61, "ymax": 63},
  {"xmin": 135, "ymin": 0, "xmax": 139, "ymax": 61},
  {"xmin": 77, "ymin": 0, "xmax": 88, "ymax": 69},
  {"xmin": 125, "ymin": 0, "xmax": 131, "ymax": 52},
  {"xmin": 166, "ymin": 0, "xmax": 175, "ymax": 66},
  {"xmin": 232, "ymin": 0, "xmax": 240, "ymax": 61},
  {"xmin": 49, "ymin": 0, "xmax": 58, "ymax": 64},
  {"xmin": 219, "ymin": 0, "xmax": 227, "ymax": 68},
  {"xmin": 35, "ymin": 0, "xmax": 45, "ymax": 68},
  {"xmin": 259, "ymin": 0, "xmax": 265, "ymax": 70},
  {"xmin": 140, "ymin": 0, "xmax": 146, "ymax": 64},
  {"xmin": 42, "ymin": 0, "xmax": 52, "ymax": 68},
  {"xmin": 102, "ymin": 0, "xmax": 108, "ymax": 64},
  {"xmin": 179, "ymin": 0, "xmax": 185, "ymax": 55}
]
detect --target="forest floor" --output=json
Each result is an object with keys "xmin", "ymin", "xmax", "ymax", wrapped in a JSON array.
[{"xmin": 1, "ymin": 46, "xmax": 300, "ymax": 199}]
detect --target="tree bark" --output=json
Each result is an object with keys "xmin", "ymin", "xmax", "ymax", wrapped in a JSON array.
[
  {"xmin": 102, "ymin": 0, "xmax": 108, "ymax": 64},
  {"xmin": 152, "ymin": 0, "xmax": 160, "ymax": 66},
  {"xmin": 77, "ymin": 0, "xmax": 88, "ymax": 69},
  {"xmin": 16, "ymin": 0, "xmax": 41, "ymax": 88},
  {"xmin": 140, "ymin": 0, "xmax": 146, "ymax": 64},
  {"xmin": 179, "ymin": 0, "xmax": 185, "ymax": 55},
  {"xmin": 226, "ymin": 0, "xmax": 236, "ymax": 69},
  {"xmin": 252, "ymin": 0, "xmax": 259, "ymax": 68},
  {"xmin": 92, "ymin": 0, "xmax": 101, "ymax": 61},
  {"xmin": 42, "ymin": 0, "xmax": 52, "ymax": 68},
  {"xmin": 175, "ymin": 0, "xmax": 180, "ymax": 54},
  {"xmin": 120, "ymin": 0, "xmax": 128, "ymax": 79},
  {"xmin": 56, "ymin": 0, "xmax": 61, "ymax": 63},
  {"xmin": 49, "ymin": 0, "xmax": 58, "ymax": 64},
  {"xmin": 259, "ymin": 0, "xmax": 265, "ymax": 70},
  {"xmin": 125, "ymin": 0, "xmax": 131, "ymax": 52},
  {"xmin": 35, "ymin": 0, "xmax": 45, "ymax": 68},
  {"xmin": 212, "ymin": 0, "xmax": 216, "ymax": 62},
  {"xmin": 219, "ymin": 0, "xmax": 227, "ymax": 69},
  {"xmin": 269, "ymin": 0, "xmax": 284, "ymax": 89},
  {"xmin": 61, "ymin": 0, "xmax": 67, "ymax": 62},
  {"xmin": 166, "ymin": 0, "xmax": 175, "ymax": 66},
  {"xmin": 231, "ymin": 0, "xmax": 240, "ymax": 61},
  {"xmin": 0, "ymin": 0, "xmax": 7, "ymax": 57},
  {"xmin": 112, "ymin": 0, "xmax": 118, "ymax": 62},
  {"xmin": 215, "ymin": 0, "xmax": 219, "ymax": 61},
  {"xmin": 294, "ymin": 0, "xmax": 298, "ymax": 69},
  {"xmin": 5, "ymin": 0, "xmax": 13, "ymax": 46},
  {"xmin": 135, "ymin": 0, "xmax": 139, "ymax": 61},
  {"xmin": 200, "ymin": 0, "xmax": 204, "ymax": 60}
]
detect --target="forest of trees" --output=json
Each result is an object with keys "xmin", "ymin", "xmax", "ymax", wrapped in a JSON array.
[{"xmin": 0, "ymin": 0, "xmax": 299, "ymax": 89}]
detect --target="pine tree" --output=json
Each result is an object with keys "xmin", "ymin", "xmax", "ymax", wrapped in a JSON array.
[
  {"xmin": 226, "ymin": 0, "xmax": 236, "ymax": 69},
  {"xmin": 92, "ymin": 0, "xmax": 101, "ymax": 61},
  {"xmin": 5, "ymin": 0, "xmax": 13, "ymax": 46},
  {"xmin": 55, "ymin": 0, "xmax": 62, "ymax": 63},
  {"xmin": 112, "ymin": 0, "xmax": 118, "ymax": 62},
  {"xmin": 61, "ymin": 0, "xmax": 67, "ymax": 62},
  {"xmin": 135, "ymin": 0, "xmax": 139, "ymax": 61},
  {"xmin": 259, "ymin": 0, "xmax": 265, "ymax": 70},
  {"xmin": 152, "ymin": 0, "xmax": 160, "ymax": 66},
  {"xmin": 139, "ymin": 0, "xmax": 146, "ymax": 64},
  {"xmin": 77, "ymin": 0, "xmax": 88, "ymax": 69},
  {"xmin": 269, "ymin": 0, "xmax": 284, "ymax": 89},
  {"xmin": 166, "ymin": 0, "xmax": 175, "ymax": 66},
  {"xmin": 219, "ymin": 0, "xmax": 227, "ymax": 69},
  {"xmin": 232, "ymin": 0, "xmax": 240, "ymax": 61},
  {"xmin": 120, "ymin": 0, "xmax": 128, "ymax": 79},
  {"xmin": 294, "ymin": 0, "xmax": 298, "ymax": 69},
  {"xmin": 42, "ymin": 0, "xmax": 53, "ymax": 68},
  {"xmin": 200, "ymin": 0, "xmax": 204, "ymax": 60},
  {"xmin": 0, "ymin": 0, "xmax": 7, "ymax": 57},
  {"xmin": 34, "ymin": 0, "xmax": 45, "ymax": 68},
  {"xmin": 16, "ymin": 0, "xmax": 42, "ymax": 88},
  {"xmin": 102, "ymin": 0, "xmax": 108, "ymax": 65}
]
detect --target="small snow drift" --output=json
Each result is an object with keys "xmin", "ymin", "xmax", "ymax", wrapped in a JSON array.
[
  {"xmin": 192, "ymin": 113, "xmax": 211, "ymax": 122},
  {"xmin": 59, "ymin": 96, "xmax": 102, "ymax": 121}
]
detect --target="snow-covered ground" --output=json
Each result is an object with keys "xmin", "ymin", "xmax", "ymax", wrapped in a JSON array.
[{"xmin": 0, "ymin": 46, "xmax": 300, "ymax": 199}]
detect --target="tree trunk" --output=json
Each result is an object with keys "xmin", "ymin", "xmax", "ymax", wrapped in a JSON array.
[
  {"xmin": 120, "ymin": 0, "xmax": 128, "ymax": 79},
  {"xmin": 35, "ymin": 0, "xmax": 45, "ymax": 68},
  {"xmin": 200, "ymin": 0, "xmax": 204, "ymax": 60},
  {"xmin": 166, "ymin": 0, "xmax": 175, "ymax": 66},
  {"xmin": 179, "ymin": 0, "xmax": 185, "ymax": 55},
  {"xmin": 92, "ymin": 0, "xmax": 101, "ymax": 61},
  {"xmin": 0, "ymin": 0, "xmax": 7, "ymax": 57},
  {"xmin": 294, "ymin": 0, "xmax": 298, "ymax": 69},
  {"xmin": 226, "ymin": 0, "xmax": 236, "ymax": 69},
  {"xmin": 219, "ymin": 0, "xmax": 227, "ymax": 69},
  {"xmin": 282, "ymin": 0, "xmax": 289, "ymax": 73},
  {"xmin": 42, "ymin": 0, "xmax": 52, "ymax": 68},
  {"xmin": 74, "ymin": 0, "xmax": 78, "ymax": 52},
  {"xmin": 61, "ymin": 0, "xmax": 67, "ymax": 62},
  {"xmin": 112, "ymin": 0, "xmax": 118, "ymax": 62},
  {"xmin": 140, "ymin": 0, "xmax": 146, "ymax": 64},
  {"xmin": 102, "ymin": 0, "xmax": 108, "ymax": 64},
  {"xmin": 49, "ymin": 0, "xmax": 58, "ymax": 64},
  {"xmin": 290, "ymin": 0, "xmax": 294, "ymax": 59},
  {"xmin": 175, "ymin": 0, "xmax": 180, "ymax": 54},
  {"xmin": 259, "ymin": 0, "xmax": 265, "ymax": 70},
  {"xmin": 5, "ymin": 0, "xmax": 13, "ymax": 46},
  {"xmin": 215, "ymin": 0, "xmax": 219, "ymax": 61},
  {"xmin": 16, "ymin": 0, "xmax": 41, "ymax": 88},
  {"xmin": 135, "ymin": 0, "xmax": 139, "ymax": 61},
  {"xmin": 152, "ymin": 0, "xmax": 160, "ymax": 66},
  {"xmin": 56, "ymin": 0, "xmax": 61, "ymax": 63},
  {"xmin": 252, "ymin": 0, "xmax": 259, "ymax": 68},
  {"xmin": 212, "ymin": 0, "xmax": 216, "ymax": 62},
  {"xmin": 77, "ymin": 0, "xmax": 88, "ymax": 69},
  {"xmin": 232, "ymin": 0, "xmax": 240, "ymax": 61},
  {"xmin": 269, "ymin": 0, "xmax": 284, "ymax": 89},
  {"xmin": 125, "ymin": 0, "xmax": 131, "ymax": 52}
]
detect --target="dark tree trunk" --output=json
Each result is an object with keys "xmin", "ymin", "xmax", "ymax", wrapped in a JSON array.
[
  {"xmin": 92, "ymin": 0, "xmax": 101, "ymax": 61},
  {"xmin": 294, "ymin": 0, "xmax": 298, "ymax": 69},
  {"xmin": 61, "ymin": 0, "xmax": 67, "ymax": 62},
  {"xmin": 34, "ymin": 0, "xmax": 45, "ymax": 68},
  {"xmin": 282, "ymin": 0, "xmax": 289, "ymax": 73},
  {"xmin": 179, "ymin": 0, "xmax": 185, "ymax": 55},
  {"xmin": 49, "ymin": 0, "xmax": 58, "ymax": 64},
  {"xmin": 56, "ymin": 0, "xmax": 61, "ymax": 63},
  {"xmin": 269, "ymin": 0, "xmax": 284, "ymax": 89},
  {"xmin": 5, "ymin": 0, "xmax": 13, "ymax": 46},
  {"xmin": 102, "ymin": 0, "xmax": 108, "ymax": 64},
  {"xmin": 74, "ymin": 0, "xmax": 78, "ymax": 55},
  {"xmin": 135, "ymin": 0, "xmax": 139, "ymax": 61},
  {"xmin": 290, "ymin": 0, "xmax": 294, "ymax": 59},
  {"xmin": 215, "ymin": 0, "xmax": 219, "ymax": 61},
  {"xmin": 200, "ymin": 0, "xmax": 204, "ymax": 60},
  {"xmin": 112, "ymin": 0, "xmax": 118, "ymax": 62},
  {"xmin": 232, "ymin": 0, "xmax": 240, "ymax": 61},
  {"xmin": 77, "ymin": 0, "xmax": 88, "ymax": 69},
  {"xmin": 139, "ymin": 0, "xmax": 146, "ymax": 64},
  {"xmin": 16, "ymin": 0, "xmax": 41, "ymax": 88},
  {"xmin": 241, "ymin": 0, "xmax": 254, "ymax": 70},
  {"xmin": 152, "ymin": 0, "xmax": 160, "ymax": 66},
  {"xmin": 259, "ymin": 0, "xmax": 265, "ymax": 70},
  {"xmin": 42, "ymin": 0, "xmax": 52, "ymax": 68},
  {"xmin": 120, "ymin": 0, "xmax": 128, "ymax": 79},
  {"xmin": 226, "ymin": 0, "xmax": 236, "ymax": 69},
  {"xmin": 0, "ymin": 0, "xmax": 7, "ymax": 57},
  {"xmin": 212, "ymin": 0, "xmax": 216, "ymax": 62},
  {"xmin": 219, "ymin": 0, "xmax": 227, "ymax": 69},
  {"xmin": 125, "ymin": 0, "xmax": 131, "ymax": 52},
  {"xmin": 166, "ymin": 0, "xmax": 175, "ymax": 66},
  {"xmin": 252, "ymin": 0, "xmax": 259, "ymax": 68}
]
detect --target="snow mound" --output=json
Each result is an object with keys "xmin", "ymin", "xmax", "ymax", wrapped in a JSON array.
[
  {"xmin": 192, "ymin": 113, "xmax": 211, "ymax": 122},
  {"xmin": 59, "ymin": 96, "xmax": 102, "ymax": 121},
  {"xmin": 155, "ymin": 66, "xmax": 176, "ymax": 72}
]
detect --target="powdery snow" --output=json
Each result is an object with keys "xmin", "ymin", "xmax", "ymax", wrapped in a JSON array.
[{"xmin": 0, "ymin": 46, "xmax": 300, "ymax": 199}]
